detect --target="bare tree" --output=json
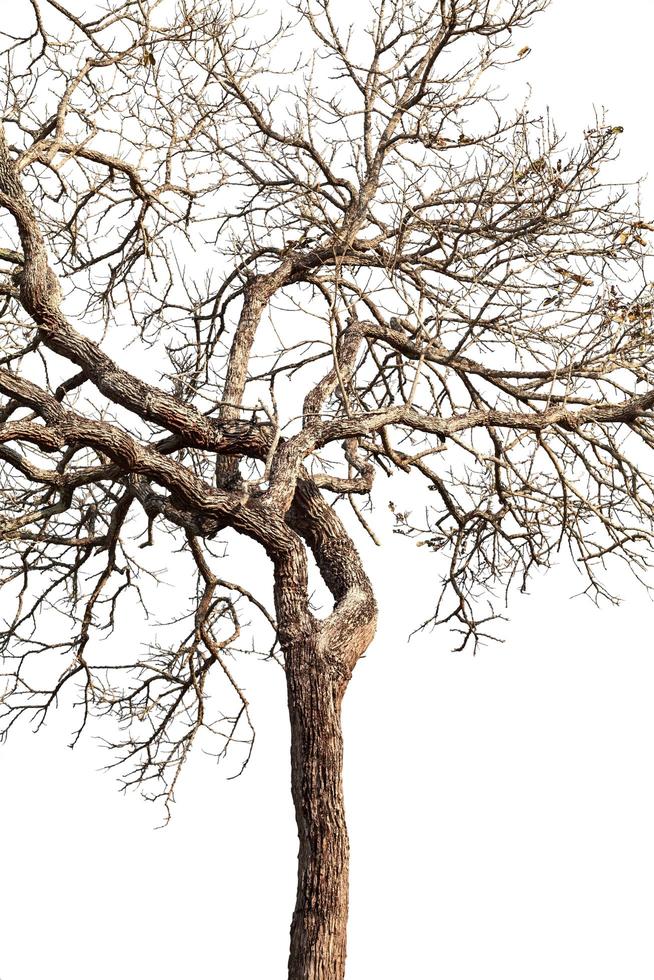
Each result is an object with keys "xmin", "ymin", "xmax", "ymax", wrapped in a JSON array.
[{"xmin": 1, "ymin": 1, "xmax": 653, "ymax": 977}]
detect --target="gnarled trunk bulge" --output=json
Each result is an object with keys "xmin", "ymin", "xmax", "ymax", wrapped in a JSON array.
[
  {"xmin": 286, "ymin": 638, "xmax": 350, "ymax": 980},
  {"xmin": 279, "ymin": 479, "xmax": 378, "ymax": 980}
]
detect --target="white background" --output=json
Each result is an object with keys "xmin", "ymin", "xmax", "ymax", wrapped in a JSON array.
[{"xmin": 2, "ymin": 2, "xmax": 654, "ymax": 978}]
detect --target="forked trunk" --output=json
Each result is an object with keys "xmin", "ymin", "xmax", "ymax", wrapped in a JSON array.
[
  {"xmin": 285, "ymin": 636, "xmax": 352, "ymax": 980},
  {"xmin": 279, "ymin": 478, "xmax": 377, "ymax": 979}
]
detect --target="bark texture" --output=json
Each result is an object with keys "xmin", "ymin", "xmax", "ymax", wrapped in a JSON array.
[
  {"xmin": 286, "ymin": 636, "xmax": 351, "ymax": 980},
  {"xmin": 279, "ymin": 481, "xmax": 377, "ymax": 980}
]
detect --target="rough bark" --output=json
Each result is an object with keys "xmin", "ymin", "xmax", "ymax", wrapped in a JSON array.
[
  {"xmin": 279, "ymin": 484, "xmax": 377, "ymax": 980},
  {"xmin": 286, "ymin": 634, "xmax": 351, "ymax": 980}
]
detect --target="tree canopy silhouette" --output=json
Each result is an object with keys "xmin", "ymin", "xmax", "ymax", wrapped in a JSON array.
[{"xmin": 1, "ymin": 1, "xmax": 653, "ymax": 977}]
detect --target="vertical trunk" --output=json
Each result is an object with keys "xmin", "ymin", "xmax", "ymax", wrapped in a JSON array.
[
  {"xmin": 277, "ymin": 478, "xmax": 378, "ymax": 980},
  {"xmin": 286, "ymin": 637, "xmax": 351, "ymax": 980}
]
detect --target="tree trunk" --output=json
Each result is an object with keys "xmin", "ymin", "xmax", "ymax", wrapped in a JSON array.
[
  {"xmin": 278, "ymin": 478, "xmax": 377, "ymax": 979},
  {"xmin": 286, "ymin": 636, "xmax": 352, "ymax": 980}
]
